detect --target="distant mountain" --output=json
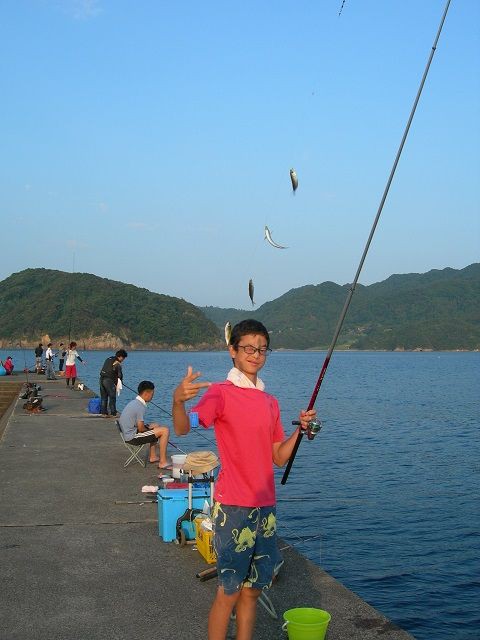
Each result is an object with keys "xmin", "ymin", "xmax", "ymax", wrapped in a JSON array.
[
  {"xmin": 1, "ymin": 265, "xmax": 478, "ymax": 351},
  {"xmin": 201, "ymin": 264, "xmax": 480, "ymax": 350},
  {"xmin": 0, "ymin": 269, "xmax": 222, "ymax": 350}
]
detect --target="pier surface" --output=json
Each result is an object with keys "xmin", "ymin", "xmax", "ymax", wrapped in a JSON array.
[{"xmin": 0, "ymin": 375, "xmax": 414, "ymax": 639}]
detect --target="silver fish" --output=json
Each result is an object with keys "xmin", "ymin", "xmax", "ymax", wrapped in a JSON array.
[
  {"xmin": 290, "ymin": 168, "xmax": 298, "ymax": 193},
  {"xmin": 248, "ymin": 279, "xmax": 255, "ymax": 306},
  {"xmin": 224, "ymin": 321, "xmax": 232, "ymax": 346},
  {"xmin": 264, "ymin": 225, "xmax": 288, "ymax": 249}
]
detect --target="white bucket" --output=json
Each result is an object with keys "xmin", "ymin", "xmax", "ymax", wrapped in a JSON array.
[{"xmin": 171, "ymin": 454, "xmax": 187, "ymax": 479}]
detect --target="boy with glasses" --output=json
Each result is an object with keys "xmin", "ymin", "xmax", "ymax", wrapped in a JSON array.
[{"xmin": 172, "ymin": 319, "xmax": 316, "ymax": 640}]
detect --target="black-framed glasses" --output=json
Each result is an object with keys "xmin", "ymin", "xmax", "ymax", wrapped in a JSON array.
[{"xmin": 237, "ymin": 345, "xmax": 272, "ymax": 356}]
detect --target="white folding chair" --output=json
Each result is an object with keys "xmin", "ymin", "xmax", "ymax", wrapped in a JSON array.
[{"xmin": 116, "ymin": 420, "xmax": 146, "ymax": 468}]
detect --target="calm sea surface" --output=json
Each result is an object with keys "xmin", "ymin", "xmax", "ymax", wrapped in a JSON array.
[{"xmin": 3, "ymin": 348, "xmax": 479, "ymax": 639}]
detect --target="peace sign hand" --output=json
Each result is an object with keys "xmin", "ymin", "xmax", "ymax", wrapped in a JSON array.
[{"xmin": 173, "ymin": 366, "xmax": 211, "ymax": 404}]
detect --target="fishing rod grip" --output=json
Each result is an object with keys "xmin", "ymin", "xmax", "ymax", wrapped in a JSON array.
[{"xmin": 281, "ymin": 429, "xmax": 304, "ymax": 485}]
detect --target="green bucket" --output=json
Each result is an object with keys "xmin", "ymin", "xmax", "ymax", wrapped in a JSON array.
[{"xmin": 282, "ymin": 608, "xmax": 331, "ymax": 640}]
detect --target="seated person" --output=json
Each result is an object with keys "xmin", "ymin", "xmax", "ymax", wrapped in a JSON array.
[
  {"xmin": 118, "ymin": 380, "xmax": 171, "ymax": 471},
  {"xmin": 2, "ymin": 356, "xmax": 14, "ymax": 375}
]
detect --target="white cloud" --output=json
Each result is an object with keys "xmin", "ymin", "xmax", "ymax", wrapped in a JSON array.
[
  {"xmin": 126, "ymin": 221, "xmax": 152, "ymax": 231},
  {"xmin": 56, "ymin": 0, "xmax": 102, "ymax": 21},
  {"xmin": 74, "ymin": 0, "xmax": 102, "ymax": 19}
]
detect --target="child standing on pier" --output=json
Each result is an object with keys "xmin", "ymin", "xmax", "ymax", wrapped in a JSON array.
[
  {"xmin": 65, "ymin": 341, "xmax": 86, "ymax": 388},
  {"xmin": 172, "ymin": 319, "xmax": 316, "ymax": 640}
]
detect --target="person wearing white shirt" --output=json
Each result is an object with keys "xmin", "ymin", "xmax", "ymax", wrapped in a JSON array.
[{"xmin": 45, "ymin": 343, "xmax": 56, "ymax": 380}]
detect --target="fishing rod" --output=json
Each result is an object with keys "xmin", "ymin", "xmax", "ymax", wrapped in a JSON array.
[
  {"xmin": 121, "ymin": 381, "xmax": 214, "ymax": 452},
  {"xmin": 67, "ymin": 252, "xmax": 76, "ymax": 345},
  {"xmin": 17, "ymin": 341, "xmax": 29, "ymax": 385},
  {"xmin": 281, "ymin": 0, "xmax": 452, "ymax": 485}
]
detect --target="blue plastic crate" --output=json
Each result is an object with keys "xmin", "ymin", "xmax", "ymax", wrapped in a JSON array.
[{"xmin": 157, "ymin": 488, "xmax": 210, "ymax": 542}]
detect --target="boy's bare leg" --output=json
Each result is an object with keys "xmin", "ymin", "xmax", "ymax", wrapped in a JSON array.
[
  {"xmin": 208, "ymin": 587, "xmax": 240, "ymax": 640},
  {"xmin": 235, "ymin": 587, "xmax": 261, "ymax": 640},
  {"xmin": 152, "ymin": 424, "xmax": 170, "ymax": 467},
  {"xmin": 148, "ymin": 442, "xmax": 158, "ymax": 463}
]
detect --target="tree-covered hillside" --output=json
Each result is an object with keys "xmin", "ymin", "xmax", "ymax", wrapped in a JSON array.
[
  {"xmin": 1, "ymin": 265, "xmax": 478, "ymax": 351},
  {"xmin": 201, "ymin": 264, "xmax": 480, "ymax": 350},
  {"xmin": 0, "ymin": 269, "xmax": 222, "ymax": 349}
]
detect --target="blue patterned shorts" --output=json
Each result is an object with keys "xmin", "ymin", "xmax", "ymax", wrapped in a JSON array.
[{"xmin": 212, "ymin": 503, "xmax": 283, "ymax": 595}]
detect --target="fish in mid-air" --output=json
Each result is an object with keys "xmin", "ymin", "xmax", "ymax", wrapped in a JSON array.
[
  {"xmin": 224, "ymin": 321, "xmax": 232, "ymax": 346},
  {"xmin": 290, "ymin": 168, "xmax": 298, "ymax": 193},
  {"xmin": 264, "ymin": 225, "xmax": 288, "ymax": 249},
  {"xmin": 248, "ymin": 279, "xmax": 255, "ymax": 306}
]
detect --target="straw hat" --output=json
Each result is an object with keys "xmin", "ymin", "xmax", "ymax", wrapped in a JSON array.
[{"xmin": 183, "ymin": 451, "xmax": 218, "ymax": 474}]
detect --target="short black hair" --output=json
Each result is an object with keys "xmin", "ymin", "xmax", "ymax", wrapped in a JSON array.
[
  {"xmin": 229, "ymin": 319, "xmax": 270, "ymax": 349},
  {"xmin": 138, "ymin": 380, "xmax": 154, "ymax": 395},
  {"xmin": 116, "ymin": 349, "xmax": 128, "ymax": 358}
]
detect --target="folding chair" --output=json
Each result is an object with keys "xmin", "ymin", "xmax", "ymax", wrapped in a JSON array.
[{"xmin": 116, "ymin": 420, "xmax": 146, "ymax": 468}]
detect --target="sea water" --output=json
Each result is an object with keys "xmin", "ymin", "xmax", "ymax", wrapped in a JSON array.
[{"xmin": 4, "ymin": 348, "xmax": 479, "ymax": 639}]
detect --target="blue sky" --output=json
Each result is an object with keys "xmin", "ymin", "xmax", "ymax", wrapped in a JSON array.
[{"xmin": 2, "ymin": 0, "xmax": 479, "ymax": 308}]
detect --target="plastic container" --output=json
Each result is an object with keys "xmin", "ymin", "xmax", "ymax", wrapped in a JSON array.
[
  {"xmin": 189, "ymin": 411, "xmax": 199, "ymax": 428},
  {"xmin": 282, "ymin": 608, "xmax": 331, "ymax": 640},
  {"xmin": 157, "ymin": 488, "xmax": 209, "ymax": 542},
  {"xmin": 194, "ymin": 517, "xmax": 216, "ymax": 564},
  {"xmin": 171, "ymin": 454, "xmax": 187, "ymax": 479}
]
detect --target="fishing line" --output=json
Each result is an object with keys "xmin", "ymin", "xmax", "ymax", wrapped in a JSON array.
[
  {"xmin": 278, "ymin": 521, "xmax": 323, "ymax": 552},
  {"xmin": 67, "ymin": 252, "xmax": 76, "ymax": 344},
  {"xmin": 281, "ymin": 0, "xmax": 452, "ymax": 484},
  {"xmin": 17, "ymin": 341, "xmax": 29, "ymax": 385},
  {"xmin": 279, "ymin": 534, "xmax": 323, "ymax": 553}
]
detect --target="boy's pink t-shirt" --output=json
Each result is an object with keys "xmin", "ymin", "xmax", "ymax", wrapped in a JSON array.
[{"xmin": 192, "ymin": 381, "xmax": 285, "ymax": 507}]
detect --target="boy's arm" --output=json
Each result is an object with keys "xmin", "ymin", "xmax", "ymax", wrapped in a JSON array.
[
  {"xmin": 272, "ymin": 409, "xmax": 317, "ymax": 467},
  {"xmin": 172, "ymin": 366, "xmax": 211, "ymax": 436},
  {"xmin": 172, "ymin": 400, "xmax": 190, "ymax": 435}
]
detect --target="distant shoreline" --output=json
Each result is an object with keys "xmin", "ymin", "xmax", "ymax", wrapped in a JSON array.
[{"xmin": 1, "ymin": 345, "xmax": 478, "ymax": 354}]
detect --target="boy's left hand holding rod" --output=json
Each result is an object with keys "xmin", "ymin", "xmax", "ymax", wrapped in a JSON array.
[{"xmin": 172, "ymin": 366, "xmax": 211, "ymax": 435}]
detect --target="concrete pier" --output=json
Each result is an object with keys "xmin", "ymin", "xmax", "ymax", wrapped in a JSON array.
[{"xmin": 0, "ymin": 374, "xmax": 414, "ymax": 639}]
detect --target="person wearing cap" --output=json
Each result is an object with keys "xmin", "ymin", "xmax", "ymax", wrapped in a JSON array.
[
  {"xmin": 173, "ymin": 319, "xmax": 317, "ymax": 640},
  {"xmin": 99, "ymin": 349, "xmax": 127, "ymax": 417},
  {"xmin": 45, "ymin": 343, "xmax": 56, "ymax": 380},
  {"xmin": 118, "ymin": 380, "xmax": 170, "ymax": 468}
]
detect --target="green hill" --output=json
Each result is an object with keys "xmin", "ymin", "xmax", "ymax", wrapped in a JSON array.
[
  {"xmin": 201, "ymin": 264, "xmax": 480, "ymax": 350},
  {"xmin": 0, "ymin": 269, "xmax": 222, "ymax": 350},
  {"xmin": 1, "ymin": 265, "xmax": 478, "ymax": 351}
]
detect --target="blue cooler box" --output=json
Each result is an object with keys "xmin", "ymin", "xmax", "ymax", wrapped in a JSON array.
[{"xmin": 157, "ymin": 488, "xmax": 210, "ymax": 542}]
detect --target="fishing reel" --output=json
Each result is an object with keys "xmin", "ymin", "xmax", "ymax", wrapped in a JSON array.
[{"xmin": 292, "ymin": 418, "xmax": 323, "ymax": 441}]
